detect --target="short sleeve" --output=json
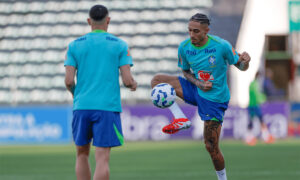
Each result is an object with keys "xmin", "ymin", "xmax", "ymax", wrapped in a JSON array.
[
  {"xmin": 178, "ymin": 45, "xmax": 190, "ymax": 70},
  {"xmin": 223, "ymin": 40, "xmax": 239, "ymax": 65},
  {"xmin": 119, "ymin": 42, "xmax": 133, "ymax": 67},
  {"xmin": 64, "ymin": 43, "xmax": 77, "ymax": 67}
]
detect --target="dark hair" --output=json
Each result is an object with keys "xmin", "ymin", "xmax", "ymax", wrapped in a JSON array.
[
  {"xmin": 89, "ymin": 5, "xmax": 108, "ymax": 21},
  {"xmin": 189, "ymin": 13, "xmax": 210, "ymax": 25}
]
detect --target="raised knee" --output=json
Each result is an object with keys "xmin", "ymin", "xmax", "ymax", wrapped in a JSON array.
[{"xmin": 151, "ymin": 74, "xmax": 164, "ymax": 88}]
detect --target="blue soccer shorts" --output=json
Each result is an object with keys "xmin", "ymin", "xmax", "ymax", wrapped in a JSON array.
[
  {"xmin": 248, "ymin": 106, "xmax": 263, "ymax": 121},
  {"xmin": 178, "ymin": 76, "xmax": 229, "ymax": 124},
  {"xmin": 72, "ymin": 110, "xmax": 124, "ymax": 147}
]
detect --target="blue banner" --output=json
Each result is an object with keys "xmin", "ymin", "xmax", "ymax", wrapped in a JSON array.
[
  {"xmin": 0, "ymin": 106, "xmax": 72, "ymax": 144},
  {"xmin": 0, "ymin": 103, "xmax": 291, "ymax": 144},
  {"xmin": 291, "ymin": 103, "xmax": 300, "ymax": 123}
]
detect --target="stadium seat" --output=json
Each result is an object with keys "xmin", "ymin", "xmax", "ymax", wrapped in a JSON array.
[{"xmin": 0, "ymin": 0, "xmax": 213, "ymax": 105}]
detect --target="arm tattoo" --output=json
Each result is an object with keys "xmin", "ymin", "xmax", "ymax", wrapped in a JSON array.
[
  {"xmin": 239, "ymin": 61, "xmax": 245, "ymax": 70},
  {"xmin": 235, "ymin": 60, "xmax": 249, "ymax": 71},
  {"xmin": 182, "ymin": 70, "xmax": 204, "ymax": 89}
]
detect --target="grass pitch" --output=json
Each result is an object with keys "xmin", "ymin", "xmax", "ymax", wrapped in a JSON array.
[{"xmin": 0, "ymin": 139, "xmax": 299, "ymax": 180}]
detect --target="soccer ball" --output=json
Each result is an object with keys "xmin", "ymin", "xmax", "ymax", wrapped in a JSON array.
[{"xmin": 151, "ymin": 83, "xmax": 176, "ymax": 108}]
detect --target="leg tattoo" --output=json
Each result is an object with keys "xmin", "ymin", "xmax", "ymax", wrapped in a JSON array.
[{"xmin": 204, "ymin": 120, "xmax": 225, "ymax": 171}]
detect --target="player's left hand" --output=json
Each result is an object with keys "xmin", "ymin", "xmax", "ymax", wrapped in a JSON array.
[
  {"xmin": 236, "ymin": 52, "xmax": 251, "ymax": 71},
  {"xmin": 238, "ymin": 52, "xmax": 251, "ymax": 64}
]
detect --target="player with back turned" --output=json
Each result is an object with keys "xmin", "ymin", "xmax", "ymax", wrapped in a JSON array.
[
  {"xmin": 64, "ymin": 5, "xmax": 137, "ymax": 180},
  {"xmin": 151, "ymin": 13, "xmax": 251, "ymax": 180}
]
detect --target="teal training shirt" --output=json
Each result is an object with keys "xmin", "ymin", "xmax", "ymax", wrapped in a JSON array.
[
  {"xmin": 64, "ymin": 30, "xmax": 133, "ymax": 112},
  {"xmin": 178, "ymin": 34, "xmax": 239, "ymax": 103}
]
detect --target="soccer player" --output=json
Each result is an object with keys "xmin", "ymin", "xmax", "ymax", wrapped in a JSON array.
[
  {"xmin": 151, "ymin": 13, "xmax": 250, "ymax": 180},
  {"xmin": 246, "ymin": 72, "xmax": 275, "ymax": 145},
  {"xmin": 64, "ymin": 5, "xmax": 137, "ymax": 180}
]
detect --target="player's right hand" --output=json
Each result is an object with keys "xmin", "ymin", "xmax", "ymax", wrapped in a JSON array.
[
  {"xmin": 130, "ymin": 80, "xmax": 137, "ymax": 91},
  {"xmin": 197, "ymin": 80, "xmax": 212, "ymax": 92}
]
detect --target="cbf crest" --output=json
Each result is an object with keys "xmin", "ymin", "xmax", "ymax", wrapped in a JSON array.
[{"xmin": 208, "ymin": 55, "xmax": 216, "ymax": 68}]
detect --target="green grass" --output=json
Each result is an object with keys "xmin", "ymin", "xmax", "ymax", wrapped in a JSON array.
[{"xmin": 0, "ymin": 139, "xmax": 300, "ymax": 180}]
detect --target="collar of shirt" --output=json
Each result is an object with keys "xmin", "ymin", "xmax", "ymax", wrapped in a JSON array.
[{"xmin": 91, "ymin": 29, "xmax": 106, "ymax": 33}]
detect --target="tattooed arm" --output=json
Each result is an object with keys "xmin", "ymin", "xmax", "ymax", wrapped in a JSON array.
[{"xmin": 182, "ymin": 69, "xmax": 212, "ymax": 92}]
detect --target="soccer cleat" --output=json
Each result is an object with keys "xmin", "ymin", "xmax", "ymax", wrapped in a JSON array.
[
  {"xmin": 264, "ymin": 134, "xmax": 275, "ymax": 144},
  {"xmin": 261, "ymin": 127, "xmax": 275, "ymax": 144},
  {"xmin": 162, "ymin": 118, "xmax": 191, "ymax": 134},
  {"xmin": 245, "ymin": 135, "xmax": 257, "ymax": 146}
]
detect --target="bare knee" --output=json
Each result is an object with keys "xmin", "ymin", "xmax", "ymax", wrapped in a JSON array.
[
  {"xmin": 76, "ymin": 144, "xmax": 90, "ymax": 157},
  {"xmin": 151, "ymin": 74, "xmax": 165, "ymax": 88},
  {"xmin": 95, "ymin": 147, "xmax": 111, "ymax": 163},
  {"xmin": 205, "ymin": 139, "xmax": 219, "ymax": 154},
  {"xmin": 205, "ymin": 141, "xmax": 213, "ymax": 153}
]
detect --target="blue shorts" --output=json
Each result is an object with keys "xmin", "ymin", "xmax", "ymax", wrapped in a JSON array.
[
  {"xmin": 248, "ymin": 106, "xmax": 263, "ymax": 120},
  {"xmin": 72, "ymin": 110, "xmax": 124, "ymax": 147},
  {"xmin": 179, "ymin": 77, "xmax": 228, "ymax": 123}
]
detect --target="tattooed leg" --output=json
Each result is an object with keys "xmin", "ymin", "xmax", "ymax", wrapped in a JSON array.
[{"xmin": 204, "ymin": 120, "xmax": 225, "ymax": 171}]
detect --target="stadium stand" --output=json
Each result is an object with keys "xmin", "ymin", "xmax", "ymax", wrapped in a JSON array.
[{"xmin": 0, "ymin": 0, "xmax": 243, "ymax": 105}]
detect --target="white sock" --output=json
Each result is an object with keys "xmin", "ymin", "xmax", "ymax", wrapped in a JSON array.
[
  {"xmin": 245, "ymin": 130, "xmax": 255, "ymax": 140},
  {"xmin": 261, "ymin": 127, "xmax": 270, "ymax": 141},
  {"xmin": 168, "ymin": 102, "xmax": 187, "ymax": 119},
  {"xmin": 216, "ymin": 168, "xmax": 227, "ymax": 180}
]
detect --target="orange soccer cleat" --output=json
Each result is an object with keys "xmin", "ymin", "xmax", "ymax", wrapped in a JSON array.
[
  {"xmin": 162, "ymin": 118, "xmax": 191, "ymax": 134},
  {"xmin": 264, "ymin": 134, "xmax": 275, "ymax": 144},
  {"xmin": 245, "ymin": 136, "xmax": 257, "ymax": 146}
]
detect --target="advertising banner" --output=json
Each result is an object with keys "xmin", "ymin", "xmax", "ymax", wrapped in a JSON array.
[
  {"xmin": 122, "ymin": 102, "xmax": 289, "ymax": 141},
  {"xmin": 0, "ymin": 102, "xmax": 289, "ymax": 144},
  {"xmin": 0, "ymin": 106, "xmax": 72, "ymax": 144},
  {"xmin": 290, "ymin": 103, "xmax": 300, "ymax": 136}
]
